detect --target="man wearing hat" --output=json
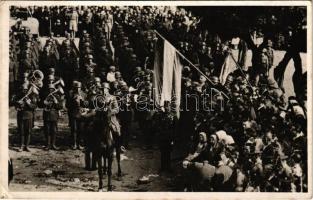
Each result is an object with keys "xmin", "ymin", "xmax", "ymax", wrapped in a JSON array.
[
  {"xmin": 20, "ymin": 50, "xmax": 36, "ymax": 75},
  {"xmin": 117, "ymin": 81, "xmax": 132, "ymax": 149},
  {"xmin": 81, "ymin": 63, "xmax": 95, "ymax": 88},
  {"xmin": 67, "ymin": 81, "xmax": 87, "ymax": 149},
  {"xmin": 130, "ymin": 66, "xmax": 143, "ymax": 88},
  {"xmin": 81, "ymin": 79, "xmax": 101, "ymax": 171},
  {"xmin": 83, "ymin": 54, "xmax": 97, "ymax": 74},
  {"xmin": 14, "ymin": 83, "xmax": 38, "ymax": 152},
  {"xmin": 41, "ymin": 83, "xmax": 63, "ymax": 150},
  {"xmin": 59, "ymin": 48, "xmax": 79, "ymax": 92},
  {"xmin": 114, "ymin": 71, "xmax": 123, "ymax": 82},
  {"xmin": 39, "ymin": 44, "xmax": 58, "ymax": 74}
]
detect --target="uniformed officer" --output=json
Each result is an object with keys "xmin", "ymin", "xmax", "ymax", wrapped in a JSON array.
[
  {"xmin": 117, "ymin": 82, "xmax": 132, "ymax": 149},
  {"xmin": 81, "ymin": 80, "xmax": 101, "ymax": 170},
  {"xmin": 15, "ymin": 83, "xmax": 38, "ymax": 152},
  {"xmin": 67, "ymin": 81, "xmax": 87, "ymax": 149},
  {"xmin": 155, "ymin": 101, "xmax": 175, "ymax": 172},
  {"xmin": 42, "ymin": 83, "xmax": 63, "ymax": 150}
]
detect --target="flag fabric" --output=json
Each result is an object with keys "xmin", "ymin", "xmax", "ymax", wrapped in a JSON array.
[
  {"xmin": 219, "ymin": 51, "xmax": 240, "ymax": 85},
  {"xmin": 153, "ymin": 39, "xmax": 183, "ymax": 118}
]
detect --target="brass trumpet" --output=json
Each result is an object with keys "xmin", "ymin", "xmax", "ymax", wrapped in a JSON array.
[
  {"xmin": 44, "ymin": 86, "xmax": 65, "ymax": 102},
  {"xmin": 29, "ymin": 70, "xmax": 44, "ymax": 89},
  {"xmin": 51, "ymin": 78, "xmax": 65, "ymax": 88},
  {"xmin": 16, "ymin": 86, "xmax": 39, "ymax": 110}
]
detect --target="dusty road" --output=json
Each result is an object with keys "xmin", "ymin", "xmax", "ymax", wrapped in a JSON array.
[{"xmin": 9, "ymin": 116, "xmax": 186, "ymax": 192}]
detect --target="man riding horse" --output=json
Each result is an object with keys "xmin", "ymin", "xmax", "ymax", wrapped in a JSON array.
[{"xmin": 93, "ymin": 82, "xmax": 122, "ymax": 191}]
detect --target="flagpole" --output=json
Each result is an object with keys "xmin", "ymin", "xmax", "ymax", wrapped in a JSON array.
[
  {"xmin": 154, "ymin": 30, "xmax": 215, "ymax": 85},
  {"xmin": 228, "ymin": 51, "xmax": 254, "ymax": 89}
]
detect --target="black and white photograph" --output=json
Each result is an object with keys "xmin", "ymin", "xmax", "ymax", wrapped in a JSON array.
[{"xmin": 0, "ymin": 1, "xmax": 312, "ymax": 197}]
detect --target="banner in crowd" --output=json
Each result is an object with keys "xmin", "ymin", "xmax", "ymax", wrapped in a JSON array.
[
  {"xmin": 153, "ymin": 39, "xmax": 182, "ymax": 117},
  {"xmin": 219, "ymin": 51, "xmax": 242, "ymax": 85}
]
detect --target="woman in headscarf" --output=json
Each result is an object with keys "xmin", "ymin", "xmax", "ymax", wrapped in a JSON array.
[
  {"xmin": 184, "ymin": 132, "xmax": 208, "ymax": 162},
  {"xmin": 207, "ymin": 134, "xmax": 224, "ymax": 166}
]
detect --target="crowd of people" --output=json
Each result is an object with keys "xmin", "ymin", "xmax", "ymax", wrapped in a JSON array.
[{"xmin": 9, "ymin": 6, "xmax": 307, "ymax": 192}]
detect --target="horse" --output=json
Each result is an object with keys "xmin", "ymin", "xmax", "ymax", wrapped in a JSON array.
[{"xmin": 93, "ymin": 95, "xmax": 122, "ymax": 191}]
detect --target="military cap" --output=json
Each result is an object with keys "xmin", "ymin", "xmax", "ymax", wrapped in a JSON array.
[
  {"xmin": 109, "ymin": 65, "xmax": 116, "ymax": 70},
  {"xmin": 48, "ymin": 68, "xmax": 55, "ymax": 73},
  {"xmin": 211, "ymin": 76, "xmax": 219, "ymax": 84},
  {"xmin": 23, "ymin": 72, "xmax": 29, "ymax": 78},
  {"xmin": 183, "ymin": 66, "xmax": 191, "ymax": 72},
  {"xmin": 84, "ymin": 42, "xmax": 90, "ymax": 47},
  {"xmin": 95, "ymin": 77, "xmax": 101, "ymax": 82},
  {"xmin": 134, "ymin": 67, "xmax": 142, "ymax": 72},
  {"xmin": 87, "ymin": 54, "xmax": 93, "ymax": 59},
  {"xmin": 115, "ymin": 71, "xmax": 122, "ymax": 78},
  {"xmin": 21, "ymin": 83, "xmax": 29, "ymax": 89},
  {"xmin": 102, "ymin": 82, "xmax": 110, "ymax": 89}
]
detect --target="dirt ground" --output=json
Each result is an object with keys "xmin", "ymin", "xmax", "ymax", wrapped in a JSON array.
[{"xmin": 9, "ymin": 116, "xmax": 188, "ymax": 192}]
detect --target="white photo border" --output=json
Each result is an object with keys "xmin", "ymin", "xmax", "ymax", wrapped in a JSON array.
[{"xmin": 0, "ymin": 1, "xmax": 312, "ymax": 199}]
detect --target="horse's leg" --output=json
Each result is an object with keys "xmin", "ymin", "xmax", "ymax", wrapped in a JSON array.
[
  {"xmin": 107, "ymin": 150, "xmax": 113, "ymax": 191},
  {"xmin": 116, "ymin": 144, "xmax": 122, "ymax": 177},
  {"xmin": 103, "ymin": 155, "xmax": 107, "ymax": 175},
  {"xmin": 97, "ymin": 152, "xmax": 104, "ymax": 191}
]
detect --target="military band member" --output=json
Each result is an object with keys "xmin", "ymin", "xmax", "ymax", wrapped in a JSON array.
[
  {"xmin": 42, "ymin": 84, "xmax": 63, "ymax": 150},
  {"xmin": 15, "ymin": 83, "xmax": 38, "ymax": 152}
]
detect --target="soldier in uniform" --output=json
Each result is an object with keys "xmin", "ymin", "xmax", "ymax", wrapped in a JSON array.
[
  {"xmin": 117, "ymin": 82, "xmax": 132, "ymax": 149},
  {"xmin": 59, "ymin": 47, "xmax": 79, "ymax": 92},
  {"xmin": 67, "ymin": 81, "xmax": 87, "ymax": 149},
  {"xmin": 81, "ymin": 80, "xmax": 101, "ymax": 170},
  {"xmin": 155, "ymin": 101, "xmax": 175, "ymax": 172},
  {"xmin": 82, "ymin": 66, "xmax": 96, "ymax": 93},
  {"xmin": 14, "ymin": 83, "xmax": 38, "ymax": 152},
  {"xmin": 41, "ymin": 84, "xmax": 63, "ymax": 150}
]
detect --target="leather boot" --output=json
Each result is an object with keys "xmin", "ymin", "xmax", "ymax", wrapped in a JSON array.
[
  {"xmin": 45, "ymin": 135, "xmax": 51, "ymax": 150},
  {"xmin": 51, "ymin": 133, "xmax": 59, "ymax": 150},
  {"xmin": 24, "ymin": 134, "xmax": 31, "ymax": 152}
]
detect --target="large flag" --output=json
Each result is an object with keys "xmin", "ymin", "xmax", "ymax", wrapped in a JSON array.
[
  {"xmin": 219, "ymin": 50, "xmax": 243, "ymax": 85},
  {"xmin": 153, "ymin": 39, "xmax": 183, "ymax": 118}
]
